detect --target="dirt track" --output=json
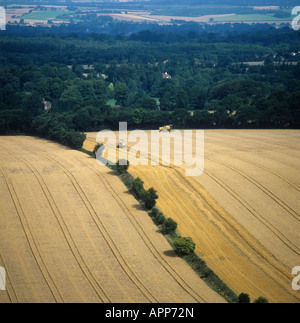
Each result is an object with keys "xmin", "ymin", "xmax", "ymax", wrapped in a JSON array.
[
  {"xmin": 84, "ymin": 130, "xmax": 300, "ymax": 303},
  {"xmin": 0, "ymin": 136, "xmax": 225, "ymax": 303}
]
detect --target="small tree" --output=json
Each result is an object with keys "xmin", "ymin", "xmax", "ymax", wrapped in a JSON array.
[
  {"xmin": 162, "ymin": 218, "xmax": 177, "ymax": 234},
  {"xmin": 143, "ymin": 193, "xmax": 157, "ymax": 210},
  {"xmin": 131, "ymin": 177, "xmax": 145, "ymax": 199},
  {"xmin": 173, "ymin": 237, "xmax": 195, "ymax": 255},
  {"xmin": 238, "ymin": 293, "xmax": 251, "ymax": 304},
  {"xmin": 147, "ymin": 188, "xmax": 158, "ymax": 200},
  {"xmin": 150, "ymin": 208, "xmax": 166, "ymax": 225},
  {"xmin": 116, "ymin": 159, "xmax": 129, "ymax": 174},
  {"xmin": 155, "ymin": 213, "xmax": 166, "ymax": 225},
  {"xmin": 66, "ymin": 131, "xmax": 86, "ymax": 150},
  {"xmin": 132, "ymin": 108, "xmax": 145, "ymax": 125},
  {"xmin": 254, "ymin": 297, "xmax": 269, "ymax": 304},
  {"xmin": 143, "ymin": 187, "xmax": 159, "ymax": 210},
  {"xmin": 150, "ymin": 207, "xmax": 160, "ymax": 217}
]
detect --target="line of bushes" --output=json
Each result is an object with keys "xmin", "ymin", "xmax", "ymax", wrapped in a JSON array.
[
  {"xmin": 104, "ymin": 154, "xmax": 237, "ymax": 303},
  {"xmin": 31, "ymin": 114, "xmax": 87, "ymax": 150},
  {"xmin": 93, "ymin": 145, "xmax": 268, "ymax": 304}
]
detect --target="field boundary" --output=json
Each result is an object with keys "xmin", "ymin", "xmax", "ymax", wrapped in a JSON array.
[
  {"xmin": 114, "ymin": 166, "xmax": 238, "ymax": 303},
  {"xmin": 82, "ymin": 145, "xmax": 238, "ymax": 303}
]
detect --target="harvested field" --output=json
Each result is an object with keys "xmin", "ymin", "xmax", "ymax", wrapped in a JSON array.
[
  {"xmin": 97, "ymin": 13, "xmax": 236, "ymax": 24},
  {"xmin": 212, "ymin": 14, "xmax": 291, "ymax": 22},
  {"xmin": 0, "ymin": 136, "xmax": 225, "ymax": 303},
  {"xmin": 98, "ymin": 13, "xmax": 158, "ymax": 23},
  {"xmin": 5, "ymin": 8, "xmax": 32, "ymax": 23},
  {"xmin": 84, "ymin": 130, "xmax": 300, "ymax": 303},
  {"xmin": 143, "ymin": 13, "xmax": 236, "ymax": 23},
  {"xmin": 96, "ymin": 11, "xmax": 290, "ymax": 25}
]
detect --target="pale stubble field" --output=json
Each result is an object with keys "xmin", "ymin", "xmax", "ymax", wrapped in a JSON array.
[{"xmin": 0, "ymin": 136, "xmax": 225, "ymax": 303}]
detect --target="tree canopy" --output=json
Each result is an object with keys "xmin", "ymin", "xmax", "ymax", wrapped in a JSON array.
[{"xmin": 0, "ymin": 24, "xmax": 299, "ymax": 145}]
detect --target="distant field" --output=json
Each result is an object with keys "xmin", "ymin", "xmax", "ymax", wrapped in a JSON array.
[
  {"xmin": 21, "ymin": 11, "xmax": 75, "ymax": 21},
  {"xmin": 149, "ymin": 6, "xmax": 292, "ymax": 22},
  {"xmin": 9, "ymin": 5, "xmax": 293, "ymax": 25},
  {"xmin": 98, "ymin": 11, "xmax": 292, "ymax": 25},
  {"xmin": 212, "ymin": 13, "xmax": 292, "ymax": 22}
]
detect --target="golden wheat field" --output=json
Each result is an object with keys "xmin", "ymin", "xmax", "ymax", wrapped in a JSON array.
[
  {"xmin": 84, "ymin": 129, "xmax": 300, "ymax": 303},
  {"xmin": 0, "ymin": 136, "xmax": 226, "ymax": 303}
]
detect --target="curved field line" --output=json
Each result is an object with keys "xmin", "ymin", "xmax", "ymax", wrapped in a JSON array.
[
  {"xmin": 205, "ymin": 133, "xmax": 300, "ymax": 171},
  {"xmin": 206, "ymin": 156, "xmax": 300, "ymax": 223},
  {"xmin": 206, "ymin": 131, "xmax": 299, "ymax": 151},
  {"xmin": 232, "ymin": 148, "xmax": 300, "ymax": 172},
  {"xmin": 0, "ymin": 145, "xmax": 111, "ymax": 303},
  {"xmin": 13, "ymin": 154, "xmax": 110, "ymax": 302},
  {"xmin": 86, "ymin": 162, "xmax": 206, "ymax": 303},
  {"xmin": 93, "ymin": 135, "xmax": 300, "ymax": 263},
  {"xmin": 18, "ymin": 165, "xmax": 110, "ymax": 303},
  {"xmin": 151, "ymin": 137, "xmax": 300, "ymax": 258},
  {"xmin": 161, "ymin": 166, "xmax": 300, "ymax": 301},
  {"xmin": 158, "ymin": 142, "xmax": 300, "ymax": 299},
  {"xmin": 228, "ymin": 153, "xmax": 300, "ymax": 193},
  {"xmin": 6, "ymin": 139, "xmax": 158, "ymax": 302},
  {"xmin": 254, "ymin": 152, "xmax": 300, "ymax": 171},
  {"xmin": 113, "ymin": 138, "xmax": 298, "ymax": 290},
  {"xmin": 0, "ymin": 167, "xmax": 62, "ymax": 303},
  {"xmin": 14, "ymin": 141, "xmax": 159, "ymax": 303},
  {"xmin": 225, "ymin": 131, "xmax": 300, "ymax": 152},
  {"xmin": 203, "ymin": 169, "xmax": 300, "ymax": 257},
  {"xmin": 94, "ymin": 135, "xmax": 300, "ymax": 256},
  {"xmin": 166, "ymin": 166, "xmax": 296, "ymax": 281},
  {"xmin": 86, "ymin": 138, "xmax": 97, "ymax": 143},
  {"xmin": 90, "ymin": 136, "xmax": 298, "ymax": 299},
  {"xmin": 44, "ymin": 158, "xmax": 158, "ymax": 302},
  {"xmin": 17, "ymin": 136, "xmax": 212, "ymax": 303},
  {"xmin": 149, "ymin": 166, "xmax": 262, "ymax": 292},
  {"xmin": 129, "ymin": 159, "xmax": 300, "ymax": 301},
  {"xmin": 86, "ymin": 133, "xmax": 300, "ymax": 301},
  {"xmin": 76, "ymin": 156, "xmax": 207, "ymax": 303}
]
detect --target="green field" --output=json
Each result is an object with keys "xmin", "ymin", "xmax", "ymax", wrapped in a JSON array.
[
  {"xmin": 213, "ymin": 14, "xmax": 292, "ymax": 22},
  {"xmin": 153, "ymin": 98, "xmax": 160, "ymax": 105},
  {"xmin": 21, "ymin": 11, "xmax": 75, "ymax": 21},
  {"xmin": 106, "ymin": 99, "xmax": 117, "ymax": 106}
]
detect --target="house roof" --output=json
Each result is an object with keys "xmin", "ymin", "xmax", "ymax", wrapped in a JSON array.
[{"xmin": 162, "ymin": 72, "xmax": 171, "ymax": 79}]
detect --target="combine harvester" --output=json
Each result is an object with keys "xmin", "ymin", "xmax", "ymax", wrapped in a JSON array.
[
  {"xmin": 159, "ymin": 125, "xmax": 173, "ymax": 132},
  {"xmin": 118, "ymin": 139, "xmax": 126, "ymax": 148}
]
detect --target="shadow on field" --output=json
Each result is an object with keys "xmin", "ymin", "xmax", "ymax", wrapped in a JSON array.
[
  {"xmin": 132, "ymin": 204, "xmax": 144, "ymax": 211},
  {"xmin": 163, "ymin": 250, "xmax": 178, "ymax": 258}
]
